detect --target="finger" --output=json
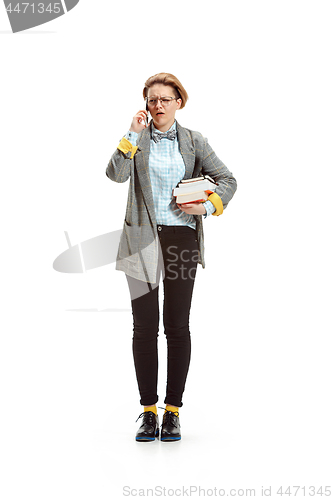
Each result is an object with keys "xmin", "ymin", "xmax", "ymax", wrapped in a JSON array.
[
  {"xmin": 137, "ymin": 111, "xmax": 148, "ymax": 124},
  {"xmin": 136, "ymin": 117, "xmax": 147, "ymax": 127}
]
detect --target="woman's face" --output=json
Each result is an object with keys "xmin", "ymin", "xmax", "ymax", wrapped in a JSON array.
[{"xmin": 147, "ymin": 84, "xmax": 182, "ymax": 132}]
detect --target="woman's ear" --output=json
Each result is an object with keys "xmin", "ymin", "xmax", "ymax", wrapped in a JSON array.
[{"xmin": 176, "ymin": 98, "xmax": 182, "ymax": 109}]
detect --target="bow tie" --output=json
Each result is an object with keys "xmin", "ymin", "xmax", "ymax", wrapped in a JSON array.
[{"xmin": 152, "ymin": 129, "xmax": 177, "ymax": 143}]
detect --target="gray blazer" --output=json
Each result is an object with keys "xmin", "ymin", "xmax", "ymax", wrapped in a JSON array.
[{"xmin": 106, "ymin": 120, "xmax": 237, "ymax": 283}]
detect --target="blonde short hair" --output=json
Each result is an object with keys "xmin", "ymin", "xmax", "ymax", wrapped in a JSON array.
[{"xmin": 143, "ymin": 73, "xmax": 188, "ymax": 109}]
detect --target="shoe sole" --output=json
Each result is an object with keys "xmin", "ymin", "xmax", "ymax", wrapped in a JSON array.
[
  {"xmin": 136, "ymin": 430, "xmax": 159, "ymax": 442},
  {"xmin": 136, "ymin": 437, "xmax": 156, "ymax": 441},
  {"xmin": 161, "ymin": 436, "xmax": 181, "ymax": 441}
]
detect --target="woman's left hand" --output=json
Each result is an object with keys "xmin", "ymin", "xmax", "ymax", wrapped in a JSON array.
[{"xmin": 177, "ymin": 202, "xmax": 207, "ymax": 215}]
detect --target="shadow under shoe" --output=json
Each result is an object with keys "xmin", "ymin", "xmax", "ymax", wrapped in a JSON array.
[
  {"xmin": 135, "ymin": 411, "xmax": 160, "ymax": 441},
  {"xmin": 160, "ymin": 410, "xmax": 181, "ymax": 441}
]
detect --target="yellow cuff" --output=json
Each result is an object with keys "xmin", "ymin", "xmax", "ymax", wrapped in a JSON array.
[
  {"xmin": 208, "ymin": 192, "xmax": 223, "ymax": 216},
  {"xmin": 117, "ymin": 137, "xmax": 138, "ymax": 159}
]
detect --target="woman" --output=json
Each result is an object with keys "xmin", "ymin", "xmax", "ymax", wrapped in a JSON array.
[{"xmin": 106, "ymin": 73, "xmax": 237, "ymax": 441}]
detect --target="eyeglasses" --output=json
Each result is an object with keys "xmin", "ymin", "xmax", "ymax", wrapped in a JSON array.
[{"xmin": 146, "ymin": 96, "xmax": 179, "ymax": 107}]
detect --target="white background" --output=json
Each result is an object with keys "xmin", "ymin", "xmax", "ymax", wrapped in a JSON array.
[{"xmin": 1, "ymin": 1, "xmax": 332, "ymax": 498}]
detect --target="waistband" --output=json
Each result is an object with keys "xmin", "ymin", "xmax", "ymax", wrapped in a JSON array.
[{"xmin": 156, "ymin": 224, "xmax": 196, "ymax": 234}]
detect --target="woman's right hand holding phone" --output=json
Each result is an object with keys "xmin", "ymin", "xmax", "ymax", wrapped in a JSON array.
[{"xmin": 130, "ymin": 110, "xmax": 148, "ymax": 133}]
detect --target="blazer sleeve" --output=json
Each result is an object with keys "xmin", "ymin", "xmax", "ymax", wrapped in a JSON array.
[
  {"xmin": 106, "ymin": 140, "xmax": 135, "ymax": 183},
  {"xmin": 201, "ymin": 137, "xmax": 237, "ymax": 210}
]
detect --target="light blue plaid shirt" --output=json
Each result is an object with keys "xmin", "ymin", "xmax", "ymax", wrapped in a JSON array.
[{"xmin": 125, "ymin": 121, "xmax": 215, "ymax": 229}]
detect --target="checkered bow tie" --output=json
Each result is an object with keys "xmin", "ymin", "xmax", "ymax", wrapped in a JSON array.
[{"xmin": 152, "ymin": 129, "xmax": 177, "ymax": 143}]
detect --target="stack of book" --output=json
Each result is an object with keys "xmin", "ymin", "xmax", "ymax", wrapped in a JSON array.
[{"xmin": 173, "ymin": 175, "xmax": 218, "ymax": 204}]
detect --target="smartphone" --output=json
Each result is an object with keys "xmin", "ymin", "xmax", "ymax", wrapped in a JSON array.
[{"xmin": 145, "ymin": 100, "xmax": 150, "ymax": 127}]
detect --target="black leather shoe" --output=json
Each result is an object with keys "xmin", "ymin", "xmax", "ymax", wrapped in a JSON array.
[
  {"xmin": 160, "ymin": 410, "xmax": 181, "ymax": 441},
  {"xmin": 135, "ymin": 411, "xmax": 159, "ymax": 441}
]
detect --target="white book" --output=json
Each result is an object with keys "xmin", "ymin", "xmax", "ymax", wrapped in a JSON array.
[
  {"xmin": 180, "ymin": 175, "xmax": 216, "ymax": 184},
  {"xmin": 173, "ymin": 175, "xmax": 217, "ymax": 196},
  {"xmin": 175, "ymin": 191, "xmax": 209, "ymax": 204}
]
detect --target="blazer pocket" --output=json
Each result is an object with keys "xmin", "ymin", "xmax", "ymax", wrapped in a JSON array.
[{"xmin": 118, "ymin": 220, "xmax": 141, "ymax": 264}]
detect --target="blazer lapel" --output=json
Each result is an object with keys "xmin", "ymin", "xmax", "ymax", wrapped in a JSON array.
[
  {"xmin": 176, "ymin": 121, "xmax": 196, "ymax": 180},
  {"xmin": 135, "ymin": 124, "xmax": 157, "ymax": 226}
]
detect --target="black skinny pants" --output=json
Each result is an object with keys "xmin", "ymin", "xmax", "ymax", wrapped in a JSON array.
[{"xmin": 126, "ymin": 225, "xmax": 199, "ymax": 408}]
